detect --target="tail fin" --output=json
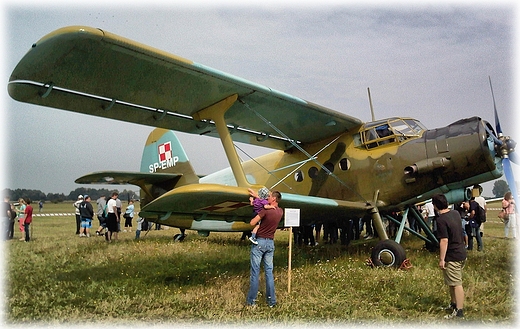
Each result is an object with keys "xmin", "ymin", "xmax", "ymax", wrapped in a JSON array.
[{"xmin": 140, "ymin": 128, "xmax": 199, "ymax": 185}]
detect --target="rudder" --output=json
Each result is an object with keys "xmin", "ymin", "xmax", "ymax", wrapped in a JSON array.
[{"xmin": 140, "ymin": 128, "xmax": 199, "ymax": 185}]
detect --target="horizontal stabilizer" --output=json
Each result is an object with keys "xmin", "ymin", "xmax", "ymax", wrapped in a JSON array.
[{"xmin": 75, "ymin": 171, "xmax": 182, "ymax": 187}]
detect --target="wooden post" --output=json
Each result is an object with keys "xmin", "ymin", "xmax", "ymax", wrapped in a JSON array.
[{"xmin": 288, "ymin": 226, "xmax": 292, "ymax": 294}]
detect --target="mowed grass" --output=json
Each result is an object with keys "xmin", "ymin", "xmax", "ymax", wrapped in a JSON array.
[{"xmin": 4, "ymin": 200, "xmax": 517, "ymax": 326}]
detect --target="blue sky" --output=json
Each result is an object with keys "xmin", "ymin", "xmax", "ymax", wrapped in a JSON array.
[{"xmin": 2, "ymin": 1, "xmax": 518, "ymax": 196}]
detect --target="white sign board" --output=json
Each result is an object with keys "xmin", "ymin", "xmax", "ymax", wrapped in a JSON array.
[{"xmin": 284, "ymin": 208, "xmax": 300, "ymax": 227}]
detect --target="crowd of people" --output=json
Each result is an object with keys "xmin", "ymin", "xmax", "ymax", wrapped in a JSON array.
[
  {"xmin": 2, "ymin": 196, "xmax": 33, "ymax": 241},
  {"xmin": 2, "ymin": 184, "xmax": 517, "ymax": 319},
  {"xmin": 74, "ymin": 192, "xmax": 139, "ymax": 242}
]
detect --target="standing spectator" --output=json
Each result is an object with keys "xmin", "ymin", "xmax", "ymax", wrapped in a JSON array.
[
  {"xmin": 303, "ymin": 224, "xmax": 316, "ymax": 246},
  {"xmin": 361, "ymin": 215, "xmax": 374, "ymax": 240},
  {"xmin": 247, "ymin": 187, "xmax": 272, "ymax": 244},
  {"xmin": 38, "ymin": 200, "xmax": 43, "ymax": 213},
  {"xmin": 123, "ymin": 199, "xmax": 135, "ymax": 232},
  {"xmin": 78, "ymin": 195, "xmax": 94, "ymax": 237},
  {"xmin": 473, "ymin": 184, "xmax": 487, "ymax": 236},
  {"xmin": 8, "ymin": 202, "xmax": 17, "ymax": 240},
  {"xmin": 315, "ymin": 220, "xmax": 323, "ymax": 243},
  {"xmin": 115, "ymin": 196, "xmax": 122, "ymax": 233},
  {"xmin": 454, "ymin": 202, "xmax": 469, "ymax": 249},
  {"xmin": 23, "ymin": 198, "xmax": 33, "ymax": 242},
  {"xmin": 463, "ymin": 199, "xmax": 484, "ymax": 251},
  {"xmin": 94, "ymin": 195, "xmax": 107, "ymax": 236},
  {"xmin": 73, "ymin": 195, "xmax": 83, "ymax": 235},
  {"xmin": 16, "ymin": 198, "xmax": 26, "ymax": 241},
  {"xmin": 105, "ymin": 192, "xmax": 120, "ymax": 242},
  {"xmin": 502, "ymin": 191, "xmax": 516, "ymax": 239},
  {"xmin": 424, "ymin": 201, "xmax": 435, "ymax": 231},
  {"xmin": 246, "ymin": 190, "xmax": 283, "ymax": 308},
  {"xmin": 3, "ymin": 196, "xmax": 12, "ymax": 240},
  {"xmin": 433, "ymin": 193, "xmax": 466, "ymax": 320},
  {"xmin": 135, "ymin": 217, "xmax": 144, "ymax": 239}
]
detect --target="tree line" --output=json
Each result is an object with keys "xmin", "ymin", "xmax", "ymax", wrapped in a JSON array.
[
  {"xmin": 2, "ymin": 187, "xmax": 139, "ymax": 203},
  {"xmin": 1, "ymin": 179, "xmax": 511, "ymax": 204}
]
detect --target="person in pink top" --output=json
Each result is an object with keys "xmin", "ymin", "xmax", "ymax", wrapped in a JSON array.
[{"xmin": 502, "ymin": 191, "xmax": 516, "ymax": 238}]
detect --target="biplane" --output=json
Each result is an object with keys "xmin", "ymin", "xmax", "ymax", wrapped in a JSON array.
[{"xmin": 8, "ymin": 26, "xmax": 517, "ymax": 267}]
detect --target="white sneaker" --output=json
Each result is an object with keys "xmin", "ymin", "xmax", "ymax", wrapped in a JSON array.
[
  {"xmin": 79, "ymin": 233, "xmax": 86, "ymax": 237},
  {"xmin": 444, "ymin": 308, "xmax": 464, "ymax": 319}
]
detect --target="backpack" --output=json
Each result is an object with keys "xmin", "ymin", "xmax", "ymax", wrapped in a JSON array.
[
  {"xmin": 476, "ymin": 204, "xmax": 486, "ymax": 223},
  {"xmin": 472, "ymin": 200, "xmax": 486, "ymax": 224}
]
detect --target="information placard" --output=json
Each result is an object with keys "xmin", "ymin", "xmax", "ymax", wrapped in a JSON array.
[{"xmin": 284, "ymin": 208, "xmax": 300, "ymax": 227}]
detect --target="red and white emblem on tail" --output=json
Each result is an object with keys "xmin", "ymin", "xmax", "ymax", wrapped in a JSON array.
[{"xmin": 158, "ymin": 142, "xmax": 172, "ymax": 162}]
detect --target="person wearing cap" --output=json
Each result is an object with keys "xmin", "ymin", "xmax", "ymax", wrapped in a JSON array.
[
  {"xmin": 73, "ymin": 195, "xmax": 84, "ymax": 235},
  {"xmin": 78, "ymin": 195, "xmax": 94, "ymax": 237}
]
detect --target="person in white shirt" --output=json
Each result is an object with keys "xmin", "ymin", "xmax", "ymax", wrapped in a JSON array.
[{"xmin": 105, "ymin": 192, "xmax": 120, "ymax": 242}]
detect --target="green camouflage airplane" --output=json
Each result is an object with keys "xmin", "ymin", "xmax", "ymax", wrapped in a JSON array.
[{"xmin": 8, "ymin": 26, "xmax": 517, "ymax": 267}]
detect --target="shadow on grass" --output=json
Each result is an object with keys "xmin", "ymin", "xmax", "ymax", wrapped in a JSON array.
[{"xmin": 51, "ymin": 233, "xmax": 384, "ymax": 291}]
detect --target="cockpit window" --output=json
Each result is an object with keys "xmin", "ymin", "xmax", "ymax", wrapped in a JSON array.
[{"xmin": 359, "ymin": 118, "xmax": 426, "ymax": 149}]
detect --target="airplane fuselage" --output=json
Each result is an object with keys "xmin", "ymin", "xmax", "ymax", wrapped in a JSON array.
[{"xmin": 201, "ymin": 116, "xmax": 499, "ymax": 224}]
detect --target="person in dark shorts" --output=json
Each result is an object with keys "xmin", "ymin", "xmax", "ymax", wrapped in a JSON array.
[{"xmin": 433, "ymin": 193, "xmax": 467, "ymax": 320}]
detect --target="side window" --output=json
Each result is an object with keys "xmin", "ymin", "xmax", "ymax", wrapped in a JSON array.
[
  {"xmin": 363, "ymin": 124, "xmax": 395, "ymax": 149},
  {"xmin": 364, "ymin": 128, "xmax": 379, "ymax": 149},
  {"xmin": 339, "ymin": 158, "xmax": 350, "ymax": 171},
  {"xmin": 294, "ymin": 170, "xmax": 304, "ymax": 182},
  {"xmin": 308, "ymin": 167, "xmax": 318, "ymax": 179}
]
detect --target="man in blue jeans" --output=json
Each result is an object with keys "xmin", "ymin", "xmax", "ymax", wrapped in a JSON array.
[
  {"xmin": 463, "ymin": 199, "xmax": 484, "ymax": 251},
  {"xmin": 246, "ymin": 190, "xmax": 283, "ymax": 307}
]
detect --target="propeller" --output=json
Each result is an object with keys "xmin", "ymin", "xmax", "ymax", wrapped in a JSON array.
[{"xmin": 489, "ymin": 76, "xmax": 518, "ymax": 203}]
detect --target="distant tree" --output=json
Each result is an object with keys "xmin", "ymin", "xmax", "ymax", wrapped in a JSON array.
[
  {"xmin": 46, "ymin": 193, "xmax": 66, "ymax": 203},
  {"xmin": 3, "ymin": 188, "xmax": 46, "ymax": 202},
  {"xmin": 118, "ymin": 189, "xmax": 140, "ymax": 202},
  {"xmin": 492, "ymin": 180, "xmax": 510, "ymax": 198},
  {"xmin": 4, "ymin": 187, "xmax": 139, "ymax": 203}
]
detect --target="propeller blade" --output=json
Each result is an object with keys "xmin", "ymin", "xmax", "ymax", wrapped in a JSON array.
[
  {"xmin": 489, "ymin": 76, "xmax": 503, "ymax": 135},
  {"xmin": 509, "ymin": 152, "xmax": 519, "ymax": 165},
  {"xmin": 502, "ymin": 157, "xmax": 519, "ymax": 205}
]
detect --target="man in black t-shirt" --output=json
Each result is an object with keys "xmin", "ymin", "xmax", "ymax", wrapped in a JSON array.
[{"xmin": 433, "ymin": 193, "xmax": 466, "ymax": 320}]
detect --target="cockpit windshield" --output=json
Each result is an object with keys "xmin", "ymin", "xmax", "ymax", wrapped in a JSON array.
[{"xmin": 359, "ymin": 118, "xmax": 426, "ymax": 149}]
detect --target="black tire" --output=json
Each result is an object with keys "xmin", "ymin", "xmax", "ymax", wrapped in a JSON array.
[
  {"xmin": 173, "ymin": 233, "xmax": 186, "ymax": 242},
  {"xmin": 370, "ymin": 239, "xmax": 407, "ymax": 268}
]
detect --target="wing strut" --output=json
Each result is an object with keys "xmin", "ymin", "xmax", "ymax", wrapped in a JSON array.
[
  {"xmin": 239, "ymin": 97, "xmax": 368, "ymax": 203},
  {"xmin": 193, "ymin": 94, "xmax": 252, "ymax": 188}
]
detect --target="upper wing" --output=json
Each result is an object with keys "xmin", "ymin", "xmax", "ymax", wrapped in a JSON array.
[
  {"xmin": 8, "ymin": 26, "xmax": 363, "ymax": 151},
  {"xmin": 141, "ymin": 183, "xmax": 370, "ymax": 223}
]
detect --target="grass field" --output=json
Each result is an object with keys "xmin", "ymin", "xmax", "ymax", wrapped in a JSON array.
[{"xmin": 3, "ymin": 200, "xmax": 517, "ymax": 327}]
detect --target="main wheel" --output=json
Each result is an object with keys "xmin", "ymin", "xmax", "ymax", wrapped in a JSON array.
[
  {"xmin": 173, "ymin": 233, "xmax": 186, "ymax": 242},
  {"xmin": 370, "ymin": 239, "xmax": 406, "ymax": 268}
]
